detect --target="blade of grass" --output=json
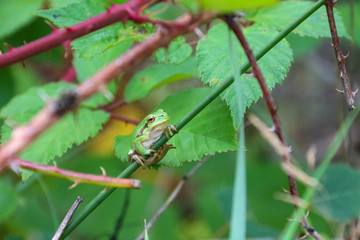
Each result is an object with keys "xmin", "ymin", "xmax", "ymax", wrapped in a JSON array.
[
  {"xmin": 281, "ymin": 107, "xmax": 360, "ymax": 239},
  {"xmin": 228, "ymin": 26, "xmax": 246, "ymax": 240}
]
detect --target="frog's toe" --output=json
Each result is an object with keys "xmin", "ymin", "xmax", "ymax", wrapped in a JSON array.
[{"xmin": 132, "ymin": 155, "xmax": 145, "ymax": 166}]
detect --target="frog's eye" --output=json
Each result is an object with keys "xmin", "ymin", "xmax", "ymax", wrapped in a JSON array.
[{"xmin": 147, "ymin": 116, "xmax": 155, "ymax": 123}]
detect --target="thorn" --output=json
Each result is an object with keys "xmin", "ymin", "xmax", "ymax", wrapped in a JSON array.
[
  {"xmin": 299, "ymin": 233, "xmax": 310, "ymax": 239},
  {"xmin": 4, "ymin": 42, "xmax": 14, "ymax": 51},
  {"xmin": 23, "ymin": 40, "xmax": 27, "ymax": 45},
  {"xmin": 353, "ymin": 88, "xmax": 359, "ymax": 96},
  {"xmin": 335, "ymin": 88, "xmax": 345, "ymax": 94},
  {"xmin": 287, "ymin": 217, "xmax": 295, "ymax": 222},
  {"xmin": 100, "ymin": 166, "xmax": 106, "ymax": 176},
  {"xmin": 10, "ymin": 160, "xmax": 21, "ymax": 175},
  {"xmin": 99, "ymin": 85, "xmax": 114, "ymax": 101},
  {"xmin": 343, "ymin": 50, "xmax": 350, "ymax": 59},
  {"xmin": 45, "ymin": 20, "xmax": 58, "ymax": 32},
  {"xmin": 21, "ymin": 60, "xmax": 26, "ymax": 69},
  {"xmin": 107, "ymin": 0, "xmax": 116, "ymax": 7},
  {"xmin": 339, "ymin": 71, "xmax": 345, "ymax": 79},
  {"xmin": 281, "ymin": 186, "xmax": 290, "ymax": 194},
  {"xmin": 269, "ymin": 125, "xmax": 276, "ymax": 132},
  {"xmin": 53, "ymin": 161, "xmax": 57, "ymax": 168},
  {"xmin": 287, "ymin": 146, "xmax": 293, "ymax": 153},
  {"xmin": 69, "ymin": 181, "xmax": 80, "ymax": 189},
  {"xmin": 193, "ymin": 28, "xmax": 204, "ymax": 38},
  {"xmin": 100, "ymin": 187, "xmax": 109, "ymax": 193}
]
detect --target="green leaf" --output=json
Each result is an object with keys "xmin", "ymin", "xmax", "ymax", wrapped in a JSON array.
[
  {"xmin": 114, "ymin": 134, "xmax": 130, "ymax": 161},
  {"xmin": 0, "ymin": 82, "xmax": 110, "ymax": 181},
  {"xmin": 74, "ymin": 41, "xmax": 131, "ymax": 108},
  {"xmin": 0, "ymin": 0, "xmax": 43, "ymax": 38},
  {"xmin": 154, "ymin": 36, "xmax": 192, "ymax": 64},
  {"xmin": 196, "ymin": 24, "xmax": 292, "ymax": 129},
  {"xmin": 36, "ymin": 0, "xmax": 153, "ymax": 59},
  {"xmin": 245, "ymin": 1, "xmax": 350, "ymax": 39},
  {"xmin": 35, "ymin": 0, "xmax": 106, "ymax": 27},
  {"xmin": 198, "ymin": 0, "xmax": 277, "ymax": 12},
  {"xmin": 72, "ymin": 22, "xmax": 154, "ymax": 59},
  {"xmin": 313, "ymin": 164, "xmax": 360, "ymax": 223},
  {"xmin": 125, "ymin": 57, "xmax": 199, "ymax": 102},
  {"xmin": 0, "ymin": 180, "xmax": 18, "ymax": 223},
  {"xmin": 115, "ymin": 88, "xmax": 237, "ymax": 166}
]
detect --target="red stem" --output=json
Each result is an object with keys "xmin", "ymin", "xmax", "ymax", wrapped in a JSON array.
[
  {"xmin": 0, "ymin": 0, "xmax": 157, "ymax": 69},
  {"xmin": 15, "ymin": 158, "xmax": 140, "ymax": 188},
  {"xmin": 225, "ymin": 16, "xmax": 323, "ymax": 240},
  {"xmin": 325, "ymin": 0, "xmax": 356, "ymax": 110},
  {"xmin": 110, "ymin": 113, "xmax": 140, "ymax": 125}
]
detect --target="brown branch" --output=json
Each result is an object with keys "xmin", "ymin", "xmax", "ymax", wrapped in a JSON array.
[
  {"xmin": 110, "ymin": 113, "xmax": 140, "ymax": 125},
  {"xmin": 52, "ymin": 196, "xmax": 83, "ymax": 240},
  {"xmin": 135, "ymin": 156, "xmax": 209, "ymax": 240},
  {"xmin": 0, "ymin": 0, "xmax": 158, "ymax": 69},
  {"xmin": 0, "ymin": 12, "xmax": 215, "ymax": 170},
  {"xmin": 224, "ymin": 16, "xmax": 323, "ymax": 240},
  {"xmin": 15, "ymin": 158, "xmax": 141, "ymax": 189},
  {"xmin": 325, "ymin": 0, "xmax": 357, "ymax": 110}
]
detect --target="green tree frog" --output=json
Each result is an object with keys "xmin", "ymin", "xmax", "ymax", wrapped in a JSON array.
[{"xmin": 128, "ymin": 109, "xmax": 177, "ymax": 166}]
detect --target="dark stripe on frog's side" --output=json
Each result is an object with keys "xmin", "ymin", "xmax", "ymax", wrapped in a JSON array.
[{"xmin": 136, "ymin": 122, "xmax": 148, "ymax": 138}]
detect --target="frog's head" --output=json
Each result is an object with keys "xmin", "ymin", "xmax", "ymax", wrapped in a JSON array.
[{"xmin": 146, "ymin": 109, "xmax": 170, "ymax": 130}]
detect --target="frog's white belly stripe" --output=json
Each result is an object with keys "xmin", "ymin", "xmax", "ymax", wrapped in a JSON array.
[{"xmin": 142, "ymin": 126, "xmax": 165, "ymax": 149}]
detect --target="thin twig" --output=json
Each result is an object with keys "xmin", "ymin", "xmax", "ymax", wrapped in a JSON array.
[
  {"xmin": 0, "ymin": 0, "xmax": 159, "ymax": 69},
  {"xmin": 110, "ymin": 113, "xmax": 140, "ymax": 125},
  {"xmin": 52, "ymin": 196, "xmax": 83, "ymax": 240},
  {"xmin": 325, "ymin": 0, "xmax": 357, "ymax": 110},
  {"xmin": 110, "ymin": 189, "xmax": 131, "ymax": 240},
  {"xmin": 100, "ymin": 99, "xmax": 127, "ymax": 111},
  {"xmin": 135, "ymin": 157, "xmax": 209, "ymax": 240},
  {"xmin": 15, "ymin": 158, "xmax": 141, "ymax": 189},
  {"xmin": 0, "ymin": 12, "xmax": 215, "ymax": 170},
  {"xmin": 224, "ymin": 16, "xmax": 323, "ymax": 240}
]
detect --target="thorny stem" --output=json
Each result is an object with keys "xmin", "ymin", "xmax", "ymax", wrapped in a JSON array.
[
  {"xmin": 15, "ymin": 158, "xmax": 141, "ymax": 189},
  {"xmin": 0, "ymin": 0, "xmax": 159, "ymax": 69},
  {"xmin": 135, "ymin": 157, "xmax": 209, "ymax": 240},
  {"xmin": 52, "ymin": 196, "xmax": 83, "ymax": 240},
  {"xmin": 0, "ymin": 12, "xmax": 215, "ymax": 170},
  {"xmin": 325, "ymin": 0, "xmax": 357, "ymax": 110},
  {"xmin": 224, "ymin": 16, "xmax": 323, "ymax": 240}
]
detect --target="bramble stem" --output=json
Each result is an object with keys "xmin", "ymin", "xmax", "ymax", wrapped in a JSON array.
[
  {"xmin": 224, "ymin": 15, "xmax": 323, "ymax": 240},
  {"xmin": 0, "ymin": 0, "xmax": 157, "ymax": 69},
  {"xmin": 52, "ymin": 196, "xmax": 83, "ymax": 240},
  {"xmin": 16, "ymin": 159, "xmax": 141, "ymax": 189},
  {"xmin": 325, "ymin": 0, "xmax": 356, "ymax": 110}
]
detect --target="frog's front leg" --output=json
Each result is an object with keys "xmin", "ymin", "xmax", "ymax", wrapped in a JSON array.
[
  {"xmin": 145, "ymin": 143, "xmax": 176, "ymax": 166},
  {"xmin": 128, "ymin": 150, "xmax": 145, "ymax": 166},
  {"xmin": 165, "ymin": 125, "xmax": 178, "ymax": 139}
]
